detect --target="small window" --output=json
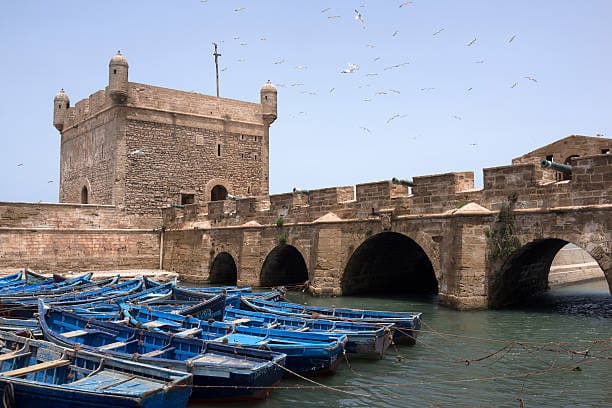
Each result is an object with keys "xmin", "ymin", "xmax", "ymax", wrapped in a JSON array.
[
  {"xmin": 545, "ymin": 155, "xmax": 553, "ymax": 161},
  {"xmin": 602, "ymin": 148, "xmax": 610, "ymax": 154},
  {"xmin": 217, "ymin": 144, "xmax": 221, "ymax": 157},
  {"xmin": 181, "ymin": 194, "xmax": 195, "ymax": 205},
  {"xmin": 254, "ymin": 154, "xmax": 258, "ymax": 160},
  {"xmin": 81, "ymin": 186, "xmax": 88, "ymax": 204},
  {"xmin": 113, "ymin": 69, "xmax": 117, "ymax": 74}
]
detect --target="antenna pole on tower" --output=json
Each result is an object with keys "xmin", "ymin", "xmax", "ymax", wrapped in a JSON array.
[{"xmin": 212, "ymin": 42, "xmax": 221, "ymax": 97}]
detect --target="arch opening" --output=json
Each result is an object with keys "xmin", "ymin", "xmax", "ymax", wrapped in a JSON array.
[
  {"xmin": 342, "ymin": 232, "xmax": 438, "ymax": 296},
  {"xmin": 209, "ymin": 252, "xmax": 237, "ymax": 285},
  {"xmin": 80, "ymin": 186, "xmax": 88, "ymax": 204},
  {"xmin": 260, "ymin": 244, "xmax": 308, "ymax": 288},
  {"xmin": 210, "ymin": 185, "xmax": 227, "ymax": 201},
  {"xmin": 488, "ymin": 239, "xmax": 609, "ymax": 309}
]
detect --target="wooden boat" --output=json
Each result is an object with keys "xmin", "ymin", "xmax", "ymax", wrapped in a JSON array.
[
  {"xmin": 0, "ymin": 276, "xmax": 134, "ymax": 319},
  {"xmin": 0, "ymin": 330, "xmax": 192, "ymax": 408},
  {"xmin": 224, "ymin": 306, "xmax": 392, "ymax": 359},
  {"xmin": 121, "ymin": 303, "xmax": 348, "ymax": 376},
  {"xmin": 240, "ymin": 297, "xmax": 422, "ymax": 345},
  {"xmin": 38, "ymin": 302, "xmax": 287, "ymax": 402},
  {"xmin": 0, "ymin": 270, "xmax": 24, "ymax": 287},
  {"xmin": 0, "ymin": 317, "xmax": 41, "ymax": 338},
  {"xmin": 0, "ymin": 272, "xmax": 94, "ymax": 296}
]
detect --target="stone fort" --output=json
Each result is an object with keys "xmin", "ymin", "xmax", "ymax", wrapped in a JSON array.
[{"xmin": 1, "ymin": 52, "xmax": 610, "ymax": 309}]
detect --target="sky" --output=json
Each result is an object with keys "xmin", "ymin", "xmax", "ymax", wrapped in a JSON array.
[{"xmin": 0, "ymin": 0, "xmax": 610, "ymax": 203}]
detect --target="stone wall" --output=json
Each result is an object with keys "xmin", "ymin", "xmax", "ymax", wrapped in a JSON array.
[{"xmin": 0, "ymin": 202, "xmax": 159, "ymax": 273}]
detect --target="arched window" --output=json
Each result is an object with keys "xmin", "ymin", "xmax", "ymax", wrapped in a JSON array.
[
  {"xmin": 210, "ymin": 185, "xmax": 228, "ymax": 201},
  {"xmin": 81, "ymin": 186, "xmax": 88, "ymax": 204}
]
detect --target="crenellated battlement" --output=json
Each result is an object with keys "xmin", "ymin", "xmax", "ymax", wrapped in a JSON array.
[{"xmin": 162, "ymin": 152, "xmax": 611, "ymax": 229}]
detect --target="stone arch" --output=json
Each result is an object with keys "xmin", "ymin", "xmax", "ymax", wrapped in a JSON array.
[
  {"xmin": 209, "ymin": 251, "xmax": 237, "ymax": 285},
  {"xmin": 205, "ymin": 178, "xmax": 231, "ymax": 202},
  {"xmin": 342, "ymin": 231, "xmax": 438, "ymax": 296},
  {"xmin": 78, "ymin": 178, "xmax": 92, "ymax": 204},
  {"xmin": 487, "ymin": 238, "xmax": 610, "ymax": 308},
  {"xmin": 260, "ymin": 244, "xmax": 309, "ymax": 288}
]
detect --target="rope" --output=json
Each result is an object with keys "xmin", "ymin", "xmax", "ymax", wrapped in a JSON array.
[
  {"xmin": 2, "ymin": 383, "xmax": 15, "ymax": 408},
  {"xmin": 272, "ymin": 360, "xmax": 370, "ymax": 398}
]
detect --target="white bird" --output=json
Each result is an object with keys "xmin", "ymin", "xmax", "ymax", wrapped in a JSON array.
[
  {"xmin": 399, "ymin": 1, "xmax": 413, "ymax": 7},
  {"xmin": 321, "ymin": 7, "xmax": 331, "ymax": 13},
  {"xmin": 384, "ymin": 62, "xmax": 409, "ymax": 70},
  {"xmin": 524, "ymin": 76, "xmax": 538, "ymax": 82},
  {"xmin": 420, "ymin": 87, "xmax": 435, "ymax": 91},
  {"xmin": 392, "ymin": 30, "xmax": 399, "ymax": 37},
  {"xmin": 466, "ymin": 37, "xmax": 477, "ymax": 46},
  {"xmin": 329, "ymin": 87, "xmax": 335, "ymax": 93},
  {"xmin": 128, "ymin": 149, "xmax": 146, "ymax": 157},
  {"xmin": 327, "ymin": 15, "xmax": 341, "ymax": 19},
  {"xmin": 509, "ymin": 34, "xmax": 516, "ymax": 43},
  {"xmin": 273, "ymin": 57, "xmax": 285, "ymax": 65},
  {"xmin": 17, "ymin": 163, "xmax": 23, "ymax": 167},
  {"xmin": 354, "ymin": 9, "xmax": 365, "ymax": 28},
  {"xmin": 233, "ymin": 7, "xmax": 246, "ymax": 12},
  {"xmin": 433, "ymin": 28, "xmax": 445, "ymax": 36},
  {"xmin": 387, "ymin": 114, "xmax": 407, "ymax": 123},
  {"xmin": 340, "ymin": 63, "xmax": 360, "ymax": 74},
  {"xmin": 511, "ymin": 82, "xmax": 518, "ymax": 88},
  {"xmin": 452, "ymin": 115, "xmax": 463, "ymax": 120},
  {"xmin": 360, "ymin": 126, "xmax": 371, "ymax": 133},
  {"xmin": 388, "ymin": 89, "xmax": 401, "ymax": 94}
]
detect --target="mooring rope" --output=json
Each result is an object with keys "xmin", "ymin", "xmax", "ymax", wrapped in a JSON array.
[{"xmin": 2, "ymin": 382, "xmax": 15, "ymax": 408}]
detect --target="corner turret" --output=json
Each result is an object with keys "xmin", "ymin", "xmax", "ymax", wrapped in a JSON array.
[
  {"xmin": 109, "ymin": 51, "xmax": 129, "ymax": 104},
  {"xmin": 260, "ymin": 80, "xmax": 277, "ymax": 126},
  {"xmin": 53, "ymin": 89, "xmax": 70, "ymax": 131}
]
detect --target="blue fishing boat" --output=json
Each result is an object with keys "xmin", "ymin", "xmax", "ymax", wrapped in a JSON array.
[
  {"xmin": 241, "ymin": 297, "xmax": 422, "ymax": 345},
  {"xmin": 224, "ymin": 306, "xmax": 392, "ymax": 359},
  {"xmin": 0, "ymin": 330, "xmax": 192, "ymax": 408},
  {"xmin": 0, "ymin": 317, "xmax": 41, "ymax": 337},
  {"xmin": 0, "ymin": 272, "xmax": 94, "ymax": 296},
  {"xmin": 0, "ymin": 270, "xmax": 24, "ymax": 287},
  {"xmin": 121, "ymin": 303, "xmax": 348, "ymax": 376},
  {"xmin": 38, "ymin": 302, "xmax": 287, "ymax": 402}
]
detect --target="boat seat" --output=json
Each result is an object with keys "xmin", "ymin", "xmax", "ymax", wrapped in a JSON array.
[
  {"xmin": 140, "ymin": 347, "xmax": 175, "ymax": 358},
  {"xmin": 175, "ymin": 328, "xmax": 202, "ymax": 338},
  {"xmin": 142, "ymin": 320, "xmax": 179, "ymax": 329},
  {"xmin": 0, "ymin": 351, "xmax": 31, "ymax": 362},
  {"xmin": 98, "ymin": 341, "xmax": 127, "ymax": 351},
  {"xmin": 295, "ymin": 327, "xmax": 310, "ymax": 332},
  {"xmin": 1, "ymin": 359, "xmax": 70, "ymax": 377},
  {"xmin": 61, "ymin": 329, "xmax": 89, "ymax": 338},
  {"xmin": 229, "ymin": 318, "xmax": 250, "ymax": 325},
  {"xmin": 265, "ymin": 322, "xmax": 280, "ymax": 329}
]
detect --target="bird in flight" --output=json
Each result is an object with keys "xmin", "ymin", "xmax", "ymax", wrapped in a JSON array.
[
  {"xmin": 273, "ymin": 57, "xmax": 285, "ymax": 65},
  {"xmin": 511, "ymin": 82, "xmax": 518, "ymax": 88},
  {"xmin": 387, "ymin": 114, "xmax": 407, "ymax": 123},
  {"xmin": 392, "ymin": 30, "xmax": 399, "ymax": 37},
  {"xmin": 233, "ymin": 7, "xmax": 246, "ymax": 12},
  {"xmin": 433, "ymin": 28, "xmax": 445, "ymax": 36},
  {"xmin": 509, "ymin": 34, "xmax": 516, "ymax": 43},
  {"xmin": 128, "ymin": 149, "xmax": 146, "ymax": 157},
  {"xmin": 47, "ymin": 180, "xmax": 54, "ymax": 183},
  {"xmin": 452, "ymin": 115, "xmax": 463, "ymax": 120},
  {"xmin": 466, "ymin": 38, "xmax": 477, "ymax": 46},
  {"xmin": 340, "ymin": 63, "xmax": 360, "ymax": 73},
  {"xmin": 321, "ymin": 7, "xmax": 331, "ymax": 13},
  {"xmin": 524, "ymin": 76, "xmax": 537, "ymax": 82},
  {"xmin": 354, "ymin": 9, "xmax": 365, "ymax": 28},
  {"xmin": 360, "ymin": 126, "xmax": 371, "ymax": 133},
  {"xmin": 17, "ymin": 163, "xmax": 23, "ymax": 167},
  {"xmin": 384, "ymin": 62, "xmax": 409, "ymax": 70},
  {"xmin": 399, "ymin": 1, "xmax": 413, "ymax": 7}
]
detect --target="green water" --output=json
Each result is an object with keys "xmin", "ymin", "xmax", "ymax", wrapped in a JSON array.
[{"xmin": 191, "ymin": 281, "xmax": 611, "ymax": 408}]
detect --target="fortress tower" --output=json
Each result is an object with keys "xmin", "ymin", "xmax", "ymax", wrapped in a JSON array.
[{"xmin": 53, "ymin": 52, "xmax": 277, "ymax": 215}]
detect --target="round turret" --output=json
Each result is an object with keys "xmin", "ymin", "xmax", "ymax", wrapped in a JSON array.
[
  {"xmin": 260, "ymin": 80, "xmax": 277, "ymax": 125},
  {"xmin": 53, "ymin": 89, "xmax": 70, "ymax": 131},
  {"xmin": 108, "ymin": 51, "xmax": 129, "ymax": 104}
]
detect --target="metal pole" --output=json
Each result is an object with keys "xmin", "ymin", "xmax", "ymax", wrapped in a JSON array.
[{"xmin": 213, "ymin": 42, "xmax": 221, "ymax": 97}]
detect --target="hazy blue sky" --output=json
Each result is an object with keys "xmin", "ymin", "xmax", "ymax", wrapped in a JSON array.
[{"xmin": 0, "ymin": 1, "xmax": 610, "ymax": 203}]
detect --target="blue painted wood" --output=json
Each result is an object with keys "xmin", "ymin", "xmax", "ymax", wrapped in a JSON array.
[
  {"xmin": 0, "ymin": 330, "xmax": 192, "ymax": 408},
  {"xmin": 38, "ymin": 301, "xmax": 287, "ymax": 402},
  {"xmin": 240, "ymin": 297, "xmax": 423, "ymax": 345},
  {"xmin": 122, "ymin": 303, "xmax": 348, "ymax": 376},
  {"xmin": 223, "ymin": 306, "xmax": 392, "ymax": 359}
]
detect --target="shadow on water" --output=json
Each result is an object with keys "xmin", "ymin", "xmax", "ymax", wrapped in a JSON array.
[{"xmin": 507, "ymin": 279, "xmax": 612, "ymax": 319}]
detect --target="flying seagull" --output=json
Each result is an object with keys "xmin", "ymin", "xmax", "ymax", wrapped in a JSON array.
[
  {"xmin": 433, "ymin": 28, "xmax": 445, "ymax": 36},
  {"xmin": 511, "ymin": 82, "xmax": 518, "ymax": 88},
  {"xmin": 466, "ymin": 38, "xmax": 477, "ymax": 46},
  {"xmin": 524, "ymin": 76, "xmax": 538, "ymax": 82},
  {"xmin": 128, "ymin": 149, "xmax": 146, "ymax": 157},
  {"xmin": 340, "ymin": 63, "xmax": 360, "ymax": 73},
  {"xmin": 509, "ymin": 34, "xmax": 516, "ymax": 43},
  {"xmin": 360, "ymin": 126, "xmax": 371, "ymax": 133},
  {"xmin": 399, "ymin": 1, "xmax": 413, "ymax": 7},
  {"xmin": 354, "ymin": 9, "xmax": 365, "ymax": 28}
]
